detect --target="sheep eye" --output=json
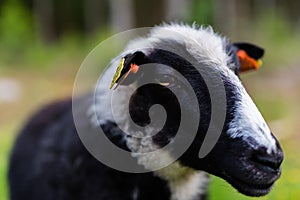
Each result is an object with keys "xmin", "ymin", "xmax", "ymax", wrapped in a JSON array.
[{"xmin": 156, "ymin": 74, "xmax": 175, "ymax": 86}]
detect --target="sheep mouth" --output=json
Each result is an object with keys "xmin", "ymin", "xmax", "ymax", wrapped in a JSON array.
[
  {"xmin": 223, "ymin": 169, "xmax": 281, "ymax": 197},
  {"xmin": 226, "ymin": 176, "xmax": 274, "ymax": 196}
]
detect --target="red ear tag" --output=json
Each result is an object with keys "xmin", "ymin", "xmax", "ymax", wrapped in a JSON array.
[
  {"xmin": 130, "ymin": 63, "xmax": 139, "ymax": 74},
  {"xmin": 113, "ymin": 63, "xmax": 140, "ymax": 90},
  {"xmin": 237, "ymin": 50, "xmax": 262, "ymax": 72}
]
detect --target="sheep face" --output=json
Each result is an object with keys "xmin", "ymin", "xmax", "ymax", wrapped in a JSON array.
[{"xmin": 105, "ymin": 24, "xmax": 283, "ymax": 197}]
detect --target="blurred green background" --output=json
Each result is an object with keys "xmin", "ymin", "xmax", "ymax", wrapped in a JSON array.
[{"xmin": 1, "ymin": 0, "xmax": 300, "ymax": 199}]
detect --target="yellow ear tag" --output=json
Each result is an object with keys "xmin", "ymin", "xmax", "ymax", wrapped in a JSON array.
[
  {"xmin": 257, "ymin": 59, "xmax": 263, "ymax": 67},
  {"xmin": 110, "ymin": 58, "xmax": 125, "ymax": 89}
]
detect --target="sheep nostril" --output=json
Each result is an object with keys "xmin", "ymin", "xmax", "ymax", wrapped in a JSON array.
[{"xmin": 251, "ymin": 148, "xmax": 283, "ymax": 171}]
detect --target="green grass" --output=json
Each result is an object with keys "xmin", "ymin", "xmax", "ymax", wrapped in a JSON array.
[
  {"xmin": 0, "ymin": 127, "xmax": 15, "ymax": 200},
  {"xmin": 0, "ymin": 66, "xmax": 77, "ymax": 200}
]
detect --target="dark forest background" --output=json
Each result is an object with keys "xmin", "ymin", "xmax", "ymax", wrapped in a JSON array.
[{"xmin": 2, "ymin": 0, "xmax": 300, "ymax": 40}]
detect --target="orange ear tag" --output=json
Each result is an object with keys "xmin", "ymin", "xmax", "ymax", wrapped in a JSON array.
[{"xmin": 237, "ymin": 50, "xmax": 262, "ymax": 72}]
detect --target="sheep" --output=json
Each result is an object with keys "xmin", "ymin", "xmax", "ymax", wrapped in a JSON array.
[{"xmin": 8, "ymin": 23, "xmax": 283, "ymax": 200}]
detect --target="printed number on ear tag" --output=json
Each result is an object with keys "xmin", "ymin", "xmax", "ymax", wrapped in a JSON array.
[{"xmin": 110, "ymin": 58, "xmax": 125, "ymax": 89}]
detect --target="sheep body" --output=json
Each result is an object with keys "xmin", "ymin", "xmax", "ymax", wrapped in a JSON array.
[{"xmin": 9, "ymin": 98, "xmax": 182, "ymax": 200}]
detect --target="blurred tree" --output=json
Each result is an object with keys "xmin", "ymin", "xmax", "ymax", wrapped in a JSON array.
[
  {"xmin": 0, "ymin": 0, "xmax": 33, "ymax": 52},
  {"xmin": 54, "ymin": 0, "xmax": 85, "ymax": 37},
  {"xmin": 2, "ymin": 0, "xmax": 300, "ymax": 44},
  {"xmin": 213, "ymin": 0, "xmax": 237, "ymax": 35},
  {"xmin": 84, "ymin": 0, "xmax": 109, "ymax": 34},
  {"xmin": 109, "ymin": 0, "xmax": 133, "ymax": 32},
  {"xmin": 133, "ymin": 0, "xmax": 165, "ymax": 27},
  {"xmin": 190, "ymin": 0, "xmax": 214, "ymax": 25},
  {"xmin": 281, "ymin": 0, "xmax": 300, "ymax": 26},
  {"xmin": 165, "ymin": 0, "xmax": 191, "ymax": 21},
  {"xmin": 33, "ymin": 0, "xmax": 55, "ymax": 42}
]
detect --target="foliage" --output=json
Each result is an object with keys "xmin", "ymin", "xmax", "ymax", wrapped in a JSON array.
[
  {"xmin": 0, "ymin": 0, "xmax": 34, "ymax": 61},
  {"xmin": 189, "ymin": 0, "xmax": 214, "ymax": 25},
  {"xmin": 250, "ymin": 11, "xmax": 300, "ymax": 69}
]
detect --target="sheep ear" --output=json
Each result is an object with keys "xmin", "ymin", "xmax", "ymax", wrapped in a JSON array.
[
  {"xmin": 233, "ymin": 43, "xmax": 265, "ymax": 73},
  {"xmin": 110, "ymin": 51, "xmax": 149, "ymax": 90}
]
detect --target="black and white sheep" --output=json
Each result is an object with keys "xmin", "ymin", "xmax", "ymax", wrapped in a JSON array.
[{"xmin": 8, "ymin": 24, "xmax": 283, "ymax": 200}]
